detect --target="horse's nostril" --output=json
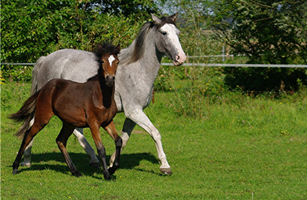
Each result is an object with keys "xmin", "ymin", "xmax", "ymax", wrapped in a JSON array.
[{"xmin": 176, "ymin": 55, "xmax": 180, "ymax": 61}]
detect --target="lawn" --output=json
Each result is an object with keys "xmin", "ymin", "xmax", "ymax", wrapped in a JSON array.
[{"xmin": 1, "ymin": 81, "xmax": 307, "ymax": 199}]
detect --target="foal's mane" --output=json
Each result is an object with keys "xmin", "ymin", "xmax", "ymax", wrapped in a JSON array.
[
  {"xmin": 87, "ymin": 42, "xmax": 119, "ymax": 82},
  {"xmin": 94, "ymin": 42, "xmax": 120, "ymax": 59},
  {"xmin": 120, "ymin": 15, "xmax": 177, "ymax": 65}
]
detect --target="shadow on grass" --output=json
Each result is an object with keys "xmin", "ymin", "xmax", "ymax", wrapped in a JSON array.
[{"xmin": 11, "ymin": 152, "xmax": 159, "ymax": 179}]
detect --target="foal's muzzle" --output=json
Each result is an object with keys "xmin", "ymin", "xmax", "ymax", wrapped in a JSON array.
[{"xmin": 105, "ymin": 75, "xmax": 115, "ymax": 87}]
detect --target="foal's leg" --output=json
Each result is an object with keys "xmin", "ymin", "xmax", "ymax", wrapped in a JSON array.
[
  {"xmin": 88, "ymin": 121, "xmax": 111, "ymax": 180},
  {"xmin": 12, "ymin": 121, "xmax": 47, "ymax": 174},
  {"xmin": 103, "ymin": 121, "xmax": 122, "ymax": 175},
  {"xmin": 21, "ymin": 117, "xmax": 35, "ymax": 167},
  {"xmin": 56, "ymin": 123, "xmax": 82, "ymax": 177},
  {"xmin": 73, "ymin": 128, "xmax": 100, "ymax": 168},
  {"xmin": 109, "ymin": 118, "xmax": 135, "ymax": 168}
]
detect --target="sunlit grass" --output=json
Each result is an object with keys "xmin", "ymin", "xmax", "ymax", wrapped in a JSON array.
[{"xmin": 1, "ymin": 81, "xmax": 307, "ymax": 199}]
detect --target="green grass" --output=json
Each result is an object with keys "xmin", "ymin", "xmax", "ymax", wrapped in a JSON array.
[{"xmin": 1, "ymin": 81, "xmax": 307, "ymax": 199}]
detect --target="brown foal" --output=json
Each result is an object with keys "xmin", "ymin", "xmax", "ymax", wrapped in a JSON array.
[{"xmin": 10, "ymin": 43, "xmax": 121, "ymax": 180}]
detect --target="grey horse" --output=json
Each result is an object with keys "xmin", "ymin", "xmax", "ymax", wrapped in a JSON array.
[{"xmin": 19, "ymin": 13, "xmax": 186, "ymax": 175}]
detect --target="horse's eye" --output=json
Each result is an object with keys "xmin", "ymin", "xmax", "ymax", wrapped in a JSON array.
[
  {"xmin": 161, "ymin": 31, "xmax": 167, "ymax": 35},
  {"xmin": 101, "ymin": 60, "xmax": 104, "ymax": 63}
]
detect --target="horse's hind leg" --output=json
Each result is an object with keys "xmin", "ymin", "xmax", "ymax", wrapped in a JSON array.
[
  {"xmin": 104, "ymin": 121, "xmax": 122, "ymax": 175},
  {"xmin": 22, "ymin": 118, "xmax": 35, "ymax": 167},
  {"xmin": 56, "ymin": 122, "xmax": 82, "ymax": 177},
  {"xmin": 73, "ymin": 128, "xmax": 100, "ymax": 168},
  {"xmin": 12, "ymin": 120, "xmax": 47, "ymax": 174}
]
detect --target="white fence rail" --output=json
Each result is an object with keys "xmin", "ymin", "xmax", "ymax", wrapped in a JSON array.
[{"xmin": 1, "ymin": 62, "xmax": 307, "ymax": 68}]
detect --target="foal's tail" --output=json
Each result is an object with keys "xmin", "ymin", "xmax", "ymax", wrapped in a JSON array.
[
  {"xmin": 9, "ymin": 91, "xmax": 40, "ymax": 138},
  {"xmin": 10, "ymin": 56, "xmax": 46, "ymax": 138}
]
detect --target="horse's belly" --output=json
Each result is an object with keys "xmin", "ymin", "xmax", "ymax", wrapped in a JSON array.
[{"xmin": 54, "ymin": 105, "xmax": 87, "ymax": 127}]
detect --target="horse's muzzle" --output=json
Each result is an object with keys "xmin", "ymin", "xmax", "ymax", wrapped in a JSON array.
[
  {"xmin": 105, "ymin": 75, "xmax": 115, "ymax": 87},
  {"xmin": 173, "ymin": 51, "xmax": 186, "ymax": 66}
]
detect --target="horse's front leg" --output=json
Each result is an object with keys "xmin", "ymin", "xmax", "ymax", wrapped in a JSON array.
[
  {"xmin": 104, "ymin": 121, "xmax": 122, "ymax": 175},
  {"xmin": 88, "ymin": 121, "xmax": 111, "ymax": 180},
  {"xmin": 124, "ymin": 109, "xmax": 172, "ymax": 175}
]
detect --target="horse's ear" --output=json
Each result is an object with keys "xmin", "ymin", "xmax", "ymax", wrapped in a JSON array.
[
  {"xmin": 151, "ymin": 13, "xmax": 162, "ymax": 24},
  {"xmin": 169, "ymin": 13, "xmax": 178, "ymax": 23},
  {"xmin": 116, "ymin": 44, "xmax": 120, "ymax": 51}
]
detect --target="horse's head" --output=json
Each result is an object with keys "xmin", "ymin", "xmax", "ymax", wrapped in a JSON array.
[
  {"xmin": 96, "ymin": 43, "xmax": 120, "ymax": 87},
  {"xmin": 152, "ymin": 13, "xmax": 186, "ymax": 66}
]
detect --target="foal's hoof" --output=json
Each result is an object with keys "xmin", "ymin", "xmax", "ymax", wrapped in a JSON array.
[
  {"xmin": 160, "ymin": 168, "xmax": 172, "ymax": 175},
  {"xmin": 72, "ymin": 171, "xmax": 83, "ymax": 177},
  {"xmin": 12, "ymin": 169, "xmax": 18, "ymax": 175},
  {"xmin": 103, "ymin": 171, "xmax": 111, "ymax": 180},
  {"xmin": 89, "ymin": 161, "xmax": 101, "ymax": 169},
  {"xmin": 108, "ymin": 166, "xmax": 118, "ymax": 175}
]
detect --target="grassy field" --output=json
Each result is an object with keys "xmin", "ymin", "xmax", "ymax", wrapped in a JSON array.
[{"xmin": 1, "ymin": 79, "xmax": 307, "ymax": 199}]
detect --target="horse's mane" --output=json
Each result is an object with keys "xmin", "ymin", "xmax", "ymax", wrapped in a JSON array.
[{"xmin": 120, "ymin": 15, "xmax": 177, "ymax": 66}]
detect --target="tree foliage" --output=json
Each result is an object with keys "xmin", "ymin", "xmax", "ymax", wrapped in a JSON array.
[
  {"xmin": 208, "ymin": 0, "xmax": 307, "ymax": 91},
  {"xmin": 1, "ymin": 0, "xmax": 156, "ymax": 64}
]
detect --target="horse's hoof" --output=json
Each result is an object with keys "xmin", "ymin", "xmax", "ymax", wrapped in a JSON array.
[
  {"xmin": 103, "ymin": 171, "xmax": 111, "ymax": 180},
  {"xmin": 21, "ymin": 162, "xmax": 31, "ymax": 167},
  {"xmin": 72, "ymin": 171, "xmax": 83, "ymax": 177},
  {"xmin": 12, "ymin": 169, "xmax": 18, "ymax": 175},
  {"xmin": 89, "ymin": 161, "xmax": 101, "ymax": 169},
  {"xmin": 160, "ymin": 168, "xmax": 172, "ymax": 175},
  {"xmin": 108, "ymin": 166, "xmax": 119, "ymax": 175}
]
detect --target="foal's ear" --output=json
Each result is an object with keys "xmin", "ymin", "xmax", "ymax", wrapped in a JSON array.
[
  {"xmin": 151, "ymin": 13, "xmax": 162, "ymax": 24},
  {"xmin": 169, "ymin": 13, "xmax": 178, "ymax": 23},
  {"xmin": 116, "ymin": 44, "xmax": 120, "ymax": 51},
  {"xmin": 96, "ymin": 43, "xmax": 103, "ymax": 52}
]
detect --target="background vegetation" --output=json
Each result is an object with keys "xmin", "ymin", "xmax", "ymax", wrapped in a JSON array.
[
  {"xmin": 1, "ymin": 1, "xmax": 307, "ymax": 199},
  {"xmin": 2, "ymin": 0, "xmax": 306, "ymax": 90}
]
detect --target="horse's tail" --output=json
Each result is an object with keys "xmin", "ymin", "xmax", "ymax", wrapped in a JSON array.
[
  {"xmin": 31, "ymin": 56, "xmax": 45, "ymax": 95},
  {"xmin": 9, "ymin": 91, "xmax": 40, "ymax": 138}
]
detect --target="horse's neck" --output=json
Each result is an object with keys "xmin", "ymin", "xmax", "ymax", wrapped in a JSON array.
[{"xmin": 136, "ymin": 31, "xmax": 162, "ymax": 81}]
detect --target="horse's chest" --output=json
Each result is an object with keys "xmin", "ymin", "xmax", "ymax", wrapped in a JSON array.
[{"xmin": 95, "ymin": 104, "xmax": 117, "ymax": 125}]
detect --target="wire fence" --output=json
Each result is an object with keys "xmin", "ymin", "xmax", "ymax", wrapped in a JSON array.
[
  {"xmin": 1, "ymin": 52, "xmax": 307, "ymax": 68},
  {"xmin": 2, "ymin": 62, "xmax": 307, "ymax": 68}
]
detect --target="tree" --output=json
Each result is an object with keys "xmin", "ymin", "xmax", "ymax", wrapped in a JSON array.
[
  {"xmin": 1, "ymin": 0, "xmax": 156, "ymax": 81},
  {"xmin": 208, "ymin": 0, "xmax": 307, "ymax": 91}
]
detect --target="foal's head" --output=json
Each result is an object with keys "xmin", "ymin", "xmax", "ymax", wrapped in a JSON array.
[{"xmin": 95, "ymin": 43, "xmax": 120, "ymax": 87}]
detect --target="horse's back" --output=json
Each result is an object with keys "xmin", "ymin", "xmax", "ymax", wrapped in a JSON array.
[{"xmin": 36, "ymin": 49, "xmax": 99, "ymax": 90}]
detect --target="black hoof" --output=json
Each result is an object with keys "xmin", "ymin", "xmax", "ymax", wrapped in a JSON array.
[
  {"xmin": 108, "ymin": 165, "xmax": 119, "ymax": 175},
  {"xmin": 89, "ymin": 162, "xmax": 101, "ymax": 169},
  {"xmin": 12, "ymin": 169, "xmax": 18, "ymax": 175},
  {"xmin": 103, "ymin": 171, "xmax": 111, "ymax": 180},
  {"xmin": 72, "ymin": 171, "xmax": 83, "ymax": 177},
  {"xmin": 160, "ymin": 168, "xmax": 172, "ymax": 175}
]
